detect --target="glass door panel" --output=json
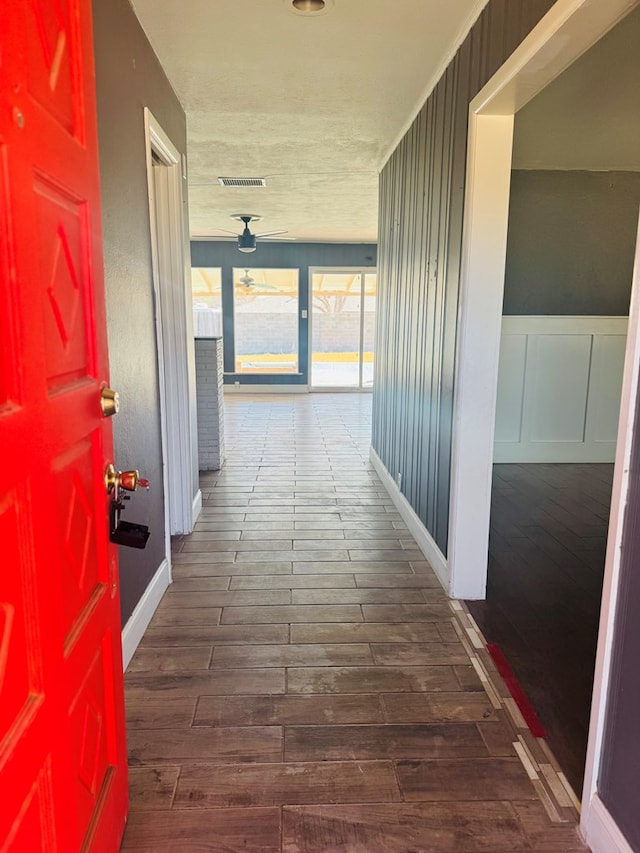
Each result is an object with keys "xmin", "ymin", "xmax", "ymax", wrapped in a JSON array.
[
  {"xmin": 362, "ymin": 272, "xmax": 377, "ymax": 388},
  {"xmin": 233, "ymin": 268, "xmax": 299, "ymax": 374},
  {"xmin": 310, "ymin": 269, "xmax": 376, "ymax": 389},
  {"xmin": 191, "ymin": 267, "xmax": 222, "ymax": 337}
]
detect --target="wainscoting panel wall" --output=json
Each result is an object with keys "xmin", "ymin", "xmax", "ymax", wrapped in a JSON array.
[
  {"xmin": 494, "ymin": 317, "xmax": 627, "ymax": 462},
  {"xmin": 372, "ymin": 0, "xmax": 557, "ymax": 555}
]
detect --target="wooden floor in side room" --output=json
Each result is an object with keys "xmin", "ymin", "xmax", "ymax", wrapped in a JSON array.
[{"xmin": 467, "ymin": 461, "xmax": 612, "ymax": 796}]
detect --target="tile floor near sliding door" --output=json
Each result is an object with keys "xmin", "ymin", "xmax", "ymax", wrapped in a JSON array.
[{"xmin": 122, "ymin": 394, "xmax": 587, "ymax": 852}]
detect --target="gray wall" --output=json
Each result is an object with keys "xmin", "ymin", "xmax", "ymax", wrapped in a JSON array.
[
  {"xmin": 93, "ymin": 0, "xmax": 188, "ymax": 623},
  {"xmin": 512, "ymin": 6, "xmax": 640, "ymax": 172},
  {"xmin": 191, "ymin": 241, "xmax": 377, "ymax": 385},
  {"xmin": 373, "ymin": 0, "xmax": 557, "ymax": 555},
  {"xmin": 503, "ymin": 171, "xmax": 640, "ymax": 315}
]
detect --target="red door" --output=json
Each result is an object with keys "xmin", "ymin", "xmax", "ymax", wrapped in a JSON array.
[{"xmin": 0, "ymin": 0, "xmax": 128, "ymax": 850}]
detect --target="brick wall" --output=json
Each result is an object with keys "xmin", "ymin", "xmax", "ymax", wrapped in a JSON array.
[{"xmin": 195, "ymin": 338, "xmax": 224, "ymax": 470}]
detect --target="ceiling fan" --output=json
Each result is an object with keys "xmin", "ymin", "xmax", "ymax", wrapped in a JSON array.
[{"xmin": 216, "ymin": 214, "xmax": 294, "ymax": 253}]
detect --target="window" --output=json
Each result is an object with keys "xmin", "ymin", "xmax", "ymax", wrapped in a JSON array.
[
  {"xmin": 233, "ymin": 268, "xmax": 299, "ymax": 374},
  {"xmin": 191, "ymin": 267, "xmax": 222, "ymax": 337}
]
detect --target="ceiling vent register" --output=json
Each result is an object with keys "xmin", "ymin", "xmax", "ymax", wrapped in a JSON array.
[{"xmin": 218, "ymin": 177, "xmax": 266, "ymax": 187}]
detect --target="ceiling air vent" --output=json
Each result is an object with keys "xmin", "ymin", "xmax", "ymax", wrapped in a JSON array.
[{"xmin": 218, "ymin": 177, "xmax": 266, "ymax": 188}]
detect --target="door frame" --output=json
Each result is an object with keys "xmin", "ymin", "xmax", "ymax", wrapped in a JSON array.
[
  {"xmin": 144, "ymin": 109, "xmax": 200, "ymax": 542},
  {"xmin": 308, "ymin": 266, "xmax": 377, "ymax": 391},
  {"xmin": 445, "ymin": 0, "xmax": 640, "ymax": 843}
]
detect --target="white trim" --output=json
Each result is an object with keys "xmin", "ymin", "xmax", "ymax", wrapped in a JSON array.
[
  {"xmin": 192, "ymin": 488, "xmax": 202, "ymax": 526},
  {"xmin": 583, "ymin": 795, "xmax": 634, "ymax": 853},
  {"xmin": 224, "ymin": 384, "xmax": 310, "ymax": 394},
  {"xmin": 473, "ymin": 0, "xmax": 637, "ymax": 117},
  {"xmin": 501, "ymin": 315, "xmax": 628, "ymax": 336},
  {"xmin": 448, "ymin": 112, "xmax": 514, "ymax": 601},
  {"xmin": 370, "ymin": 448, "xmax": 448, "ymax": 591},
  {"xmin": 378, "ymin": 0, "xmax": 489, "ymax": 170},
  {"xmin": 144, "ymin": 108, "xmax": 197, "ymax": 536},
  {"xmin": 121, "ymin": 558, "xmax": 171, "ymax": 670},
  {"xmin": 582, "ymin": 214, "xmax": 640, "ymax": 814}
]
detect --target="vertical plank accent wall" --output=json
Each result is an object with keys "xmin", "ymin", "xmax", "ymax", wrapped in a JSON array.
[{"xmin": 372, "ymin": 0, "xmax": 556, "ymax": 556}]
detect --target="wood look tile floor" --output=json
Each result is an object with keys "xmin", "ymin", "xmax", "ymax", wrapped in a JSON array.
[{"xmin": 122, "ymin": 394, "xmax": 587, "ymax": 852}]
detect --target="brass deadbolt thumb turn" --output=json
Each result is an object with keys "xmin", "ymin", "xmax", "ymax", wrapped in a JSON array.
[{"xmin": 100, "ymin": 387, "xmax": 120, "ymax": 417}]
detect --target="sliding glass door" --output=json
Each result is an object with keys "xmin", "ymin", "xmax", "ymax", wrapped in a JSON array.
[{"xmin": 310, "ymin": 268, "xmax": 377, "ymax": 389}]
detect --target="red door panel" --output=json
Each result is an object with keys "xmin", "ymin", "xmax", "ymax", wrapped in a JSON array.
[{"xmin": 0, "ymin": 0, "xmax": 128, "ymax": 850}]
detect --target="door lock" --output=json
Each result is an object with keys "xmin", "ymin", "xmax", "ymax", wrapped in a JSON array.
[
  {"xmin": 104, "ymin": 464, "xmax": 151, "ymax": 549},
  {"xmin": 104, "ymin": 464, "xmax": 150, "ymax": 495}
]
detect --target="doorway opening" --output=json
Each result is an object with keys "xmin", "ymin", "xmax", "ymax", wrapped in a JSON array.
[
  {"xmin": 144, "ymin": 110, "xmax": 199, "ymax": 540},
  {"xmin": 466, "ymin": 7, "xmax": 640, "ymax": 794},
  {"xmin": 310, "ymin": 268, "xmax": 377, "ymax": 390},
  {"xmin": 445, "ymin": 0, "xmax": 640, "ymax": 828}
]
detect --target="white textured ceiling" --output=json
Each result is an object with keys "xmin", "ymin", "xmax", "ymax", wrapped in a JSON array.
[{"xmin": 130, "ymin": 0, "xmax": 485, "ymax": 242}]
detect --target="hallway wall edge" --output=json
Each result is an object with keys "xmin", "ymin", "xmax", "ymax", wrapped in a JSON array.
[{"xmin": 370, "ymin": 447, "xmax": 449, "ymax": 593}]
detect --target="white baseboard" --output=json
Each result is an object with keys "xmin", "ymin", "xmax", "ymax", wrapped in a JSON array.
[
  {"xmin": 224, "ymin": 384, "xmax": 309, "ymax": 394},
  {"xmin": 192, "ymin": 489, "xmax": 202, "ymax": 526},
  {"xmin": 369, "ymin": 447, "xmax": 450, "ymax": 592},
  {"xmin": 121, "ymin": 558, "xmax": 171, "ymax": 671},
  {"xmin": 583, "ymin": 795, "xmax": 633, "ymax": 853}
]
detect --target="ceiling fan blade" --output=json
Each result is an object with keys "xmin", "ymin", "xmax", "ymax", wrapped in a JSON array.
[
  {"xmin": 255, "ymin": 229, "xmax": 288, "ymax": 238},
  {"xmin": 263, "ymin": 236, "xmax": 296, "ymax": 241},
  {"xmin": 214, "ymin": 228, "xmax": 241, "ymax": 236}
]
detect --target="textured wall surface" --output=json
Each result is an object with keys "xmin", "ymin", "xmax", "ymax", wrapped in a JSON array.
[
  {"xmin": 191, "ymin": 241, "xmax": 377, "ymax": 385},
  {"xmin": 93, "ymin": 0, "xmax": 189, "ymax": 623},
  {"xmin": 372, "ymin": 0, "xmax": 556, "ymax": 555},
  {"xmin": 503, "ymin": 171, "xmax": 640, "ymax": 316},
  {"xmin": 195, "ymin": 339, "xmax": 224, "ymax": 471},
  {"xmin": 512, "ymin": 6, "xmax": 640, "ymax": 171}
]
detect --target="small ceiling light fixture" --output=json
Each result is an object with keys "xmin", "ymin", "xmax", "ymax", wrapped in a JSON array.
[
  {"xmin": 292, "ymin": 0, "xmax": 325, "ymax": 11},
  {"xmin": 286, "ymin": 0, "xmax": 333, "ymax": 16}
]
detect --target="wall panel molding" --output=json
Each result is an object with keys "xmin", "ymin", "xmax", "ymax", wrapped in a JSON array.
[{"xmin": 494, "ymin": 316, "xmax": 627, "ymax": 462}]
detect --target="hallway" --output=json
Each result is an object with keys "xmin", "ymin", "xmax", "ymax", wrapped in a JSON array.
[{"xmin": 121, "ymin": 394, "xmax": 586, "ymax": 852}]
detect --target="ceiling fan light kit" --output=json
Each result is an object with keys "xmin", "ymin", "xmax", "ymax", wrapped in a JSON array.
[
  {"xmin": 217, "ymin": 214, "xmax": 292, "ymax": 253},
  {"xmin": 238, "ymin": 231, "xmax": 257, "ymax": 253}
]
